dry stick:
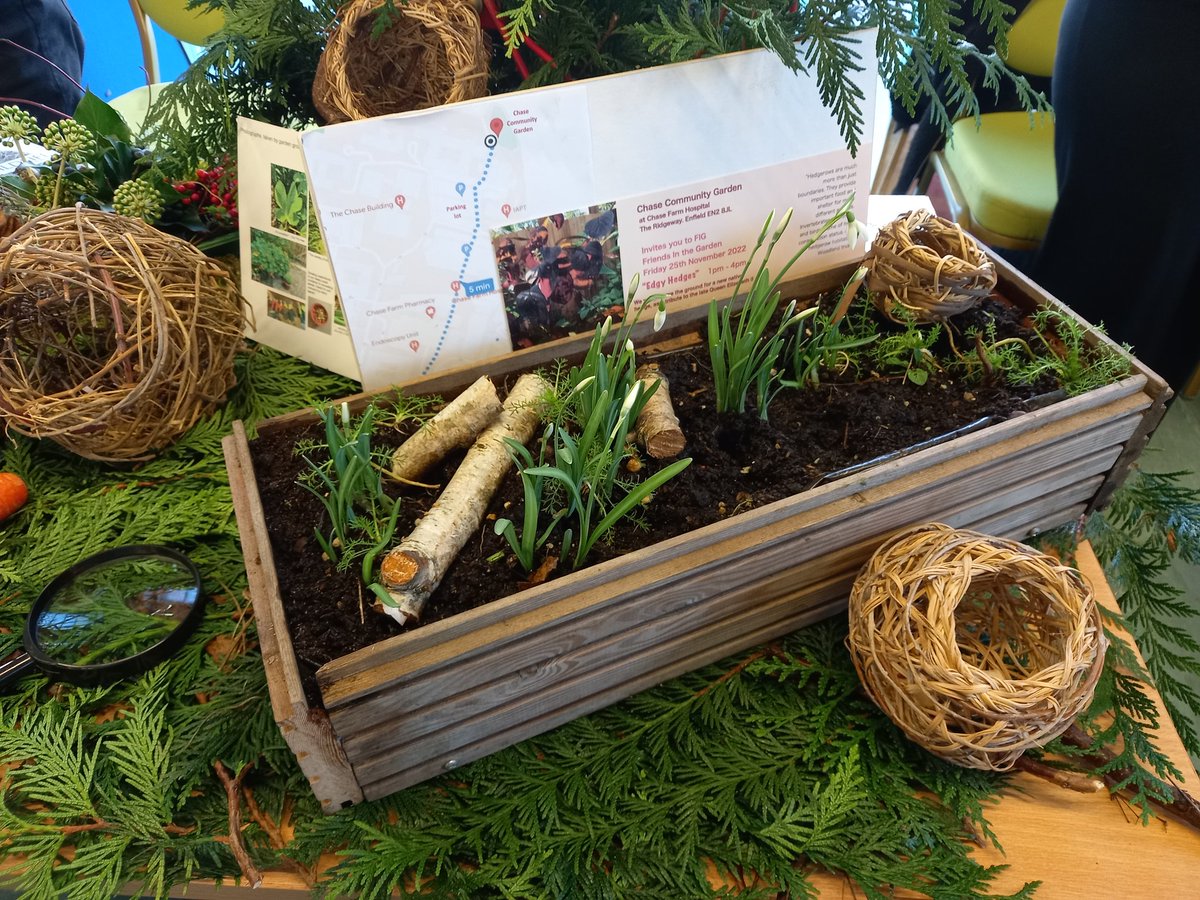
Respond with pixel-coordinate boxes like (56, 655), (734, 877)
(380, 373), (550, 625)
(1060, 723), (1200, 829)
(1013, 754), (1106, 793)
(214, 760), (263, 889)
(391, 375), (502, 482)
(634, 364), (686, 459)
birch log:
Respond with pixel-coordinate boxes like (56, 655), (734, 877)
(379, 373), (551, 625)
(634, 364), (686, 459)
(391, 376), (502, 482)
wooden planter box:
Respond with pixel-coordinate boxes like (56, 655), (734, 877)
(223, 254), (1170, 812)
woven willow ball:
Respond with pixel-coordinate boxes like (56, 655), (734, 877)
(847, 523), (1105, 771)
(0, 206), (246, 462)
(867, 209), (998, 323)
(313, 0), (489, 124)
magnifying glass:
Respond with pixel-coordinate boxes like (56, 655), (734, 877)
(0, 545), (205, 689)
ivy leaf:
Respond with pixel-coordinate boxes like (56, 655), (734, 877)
(73, 90), (132, 144)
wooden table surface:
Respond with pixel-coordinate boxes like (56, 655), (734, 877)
(174, 542), (1200, 899)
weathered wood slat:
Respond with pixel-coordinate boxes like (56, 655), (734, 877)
(358, 586), (855, 799)
(320, 392), (1146, 711)
(357, 490), (1098, 798)
(331, 432), (1126, 748)
(337, 466), (1111, 779)
(223, 425), (363, 811)
(336, 451), (1118, 760)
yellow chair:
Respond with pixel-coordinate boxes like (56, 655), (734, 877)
(128, 0), (225, 83)
(930, 0), (1066, 251)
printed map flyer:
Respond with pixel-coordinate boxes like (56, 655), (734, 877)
(302, 38), (877, 390)
(237, 119), (361, 380)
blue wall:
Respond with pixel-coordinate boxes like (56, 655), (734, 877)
(70, 2), (190, 101)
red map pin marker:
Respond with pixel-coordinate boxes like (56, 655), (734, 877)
(425, 305), (436, 318)
(501, 203), (512, 218)
(451, 280), (462, 293)
(394, 194), (406, 209)
(409, 339), (420, 353)
(489, 117), (503, 136)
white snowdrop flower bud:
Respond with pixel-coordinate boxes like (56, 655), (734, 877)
(846, 215), (870, 250)
(653, 300), (667, 332)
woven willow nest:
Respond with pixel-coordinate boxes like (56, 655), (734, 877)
(313, 0), (489, 124)
(867, 209), (998, 323)
(0, 207), (246, 462)
(847, 523), (1105, 771)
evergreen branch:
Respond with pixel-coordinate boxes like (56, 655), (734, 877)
(497, 0), (557, 56)
(628, 1), (730, 63)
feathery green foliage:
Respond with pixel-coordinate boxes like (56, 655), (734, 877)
(0, 346), (351, 898)
(503, 0), (1045, 155)
(1086, 470), (1200, 762)
(290, 623), (1036, 899)
(1017, 309), (1133, 396)
(870, 310), (943, 386)
(144, 0), (339, 166)
(151, 1), (1046, 163)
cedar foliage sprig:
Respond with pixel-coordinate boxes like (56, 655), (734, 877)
(502, 0), (1042, 155)
(1086, 470), (1200, 762)
(144, 0), (339, 167)
(1033, 468), (1200, 817)
(0, 347), (352, 898)
(289, 623), (1036, 899)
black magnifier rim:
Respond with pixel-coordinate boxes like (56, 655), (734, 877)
(24, 545), (206, 686)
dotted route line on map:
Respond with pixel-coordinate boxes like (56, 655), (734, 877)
(422, 137), (497, 375)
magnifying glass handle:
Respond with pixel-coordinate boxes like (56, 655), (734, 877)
(0, 651), (36, 689)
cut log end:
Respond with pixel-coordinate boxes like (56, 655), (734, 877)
(645, 429), (687, 459)
(635, 364), (686, 460)
(380, 551), (420, 588)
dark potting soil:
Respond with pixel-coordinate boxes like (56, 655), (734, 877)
(247, 296), (1056, 705)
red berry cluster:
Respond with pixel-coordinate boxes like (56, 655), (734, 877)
(174, 163), (238, 225)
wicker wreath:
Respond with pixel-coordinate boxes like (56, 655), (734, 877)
(847, 523), (1105, 771)
(867, 209), (998, 323)
(313, 0), (489, 124)
(0, 207), (247, 462)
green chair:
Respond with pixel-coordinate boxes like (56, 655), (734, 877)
(930, 0), (1066, 251)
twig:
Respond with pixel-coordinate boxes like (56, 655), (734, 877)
(53, 818), (193, 836)
(242, 784), (316, 886)
(0, 39), (85, 93)
(693, 644), (783, 699)
(1013, 754), (1106, 793)
(1060, 724), (1200, 830)
(0, 96), (69, 119)
(97, 262), (135, 385)
(214, 760), (263, 889)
